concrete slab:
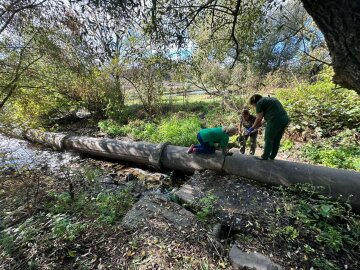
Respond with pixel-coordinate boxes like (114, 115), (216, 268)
(229, 245), (282, 270)
(174, 170), (276, 230)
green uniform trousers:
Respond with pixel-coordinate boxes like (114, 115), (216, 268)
(263, 117), (289, 160)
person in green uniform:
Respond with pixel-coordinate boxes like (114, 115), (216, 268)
(187, 126), (237, 155)
(247, 94), (289, 160)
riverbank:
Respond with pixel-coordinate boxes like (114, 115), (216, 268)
(1, 132), (360, 269)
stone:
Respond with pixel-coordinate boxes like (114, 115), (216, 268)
(122, 194), (198, 231)
(124, 173), (135, 182)
(229, 245), (282, 270)
(211, 223), (223, 239)
(175, 172), (275, 230)
(174, 183), (199, 204)
(101, 176), (115, 184)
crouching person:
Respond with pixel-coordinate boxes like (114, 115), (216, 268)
(187, 126), (237, 155)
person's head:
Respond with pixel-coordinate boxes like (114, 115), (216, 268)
(242, 109), (250, 120)
(249, 94), (263, 107)
(222, 126), (237, 136)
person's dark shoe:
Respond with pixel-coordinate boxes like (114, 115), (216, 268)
(255, 156), (269, 160)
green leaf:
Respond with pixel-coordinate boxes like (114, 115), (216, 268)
(67, 250), (77, 257)
(319, 204), (333, 218)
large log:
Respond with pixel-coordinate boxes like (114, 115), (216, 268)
(20, 129), (360, 209)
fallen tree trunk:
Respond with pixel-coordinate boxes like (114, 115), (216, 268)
(20, 129), (360, 210)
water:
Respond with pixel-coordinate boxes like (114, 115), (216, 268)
(164, 90), (208, 97)
(0, 132), (180, 189)
(0, 133), (79, 172)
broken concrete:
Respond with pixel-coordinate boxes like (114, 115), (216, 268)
(229, 245), (282, 270)
(122, 194), (198, 231)
(175, 170), (276, 230)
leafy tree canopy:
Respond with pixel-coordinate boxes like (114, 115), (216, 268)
(71, 0), (360, 94)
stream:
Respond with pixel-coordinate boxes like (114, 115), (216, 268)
(0, 133), (80, 172)
(0, 132), (182, 192)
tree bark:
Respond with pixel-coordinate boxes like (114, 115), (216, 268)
(301, 0), (360, 94)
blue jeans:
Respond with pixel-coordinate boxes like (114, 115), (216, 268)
(194, 133), (216, 154)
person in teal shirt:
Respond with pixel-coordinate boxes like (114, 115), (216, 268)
(187, 126), (237, 155)
(247, 94), (289, 160)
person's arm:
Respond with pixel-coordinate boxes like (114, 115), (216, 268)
(252, 112), (263, 129)
(220, 134), (230, 155)
(238, 116), (243, 133)
(246, 113), (263, 134)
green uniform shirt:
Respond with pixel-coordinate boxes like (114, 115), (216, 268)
(256, 97), (289, 122)
(199, 127), (229, 147)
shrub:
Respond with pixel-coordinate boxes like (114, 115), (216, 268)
(96, 189), (135, 224)
(276, 67), (360, 135)
(276, 183), (360, 265)
(280, 138), (294, 151)
(302, 144), (360, 171)
(99, 114), (202, 146)
(0, 230), (16, 255)
(150, 115), (201, 146)
(0, 87), (75, 128)
(50, 192), (73, 214)
(51, 215), (85, 241)
(196, 192), (218, 223)
(301, 129), (360, 171)
(98, 119), (131, 137)
(47, 169), (135, 224)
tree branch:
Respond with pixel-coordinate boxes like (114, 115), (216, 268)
(0, 0), (46, 35)
(230, 0), (242, 68)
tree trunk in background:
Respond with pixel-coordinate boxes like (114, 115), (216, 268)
(301, 0), (360, 94)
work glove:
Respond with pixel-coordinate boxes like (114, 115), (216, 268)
(245, 127), (254, 135)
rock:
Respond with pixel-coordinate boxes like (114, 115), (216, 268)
(175, 172), (276, 230)
(174, 183), (199, 204)
(124, 173), (135, 182)
(211, 223), (223, 239)
(229, 245), (282, 270)
(101, 176), (115, 184)
(122, 194), (198, 231)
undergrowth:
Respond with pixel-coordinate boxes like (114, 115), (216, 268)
(275, 184), (360, 270)
(99, 113), (203, 146)
(237, 183), (360, 270)
(301, 129), (360, 171)
(196, 191), (218, 224)
(276, 67), (360, 136)
(98, 103), (239, 146)
(0, 167), (136, 269)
